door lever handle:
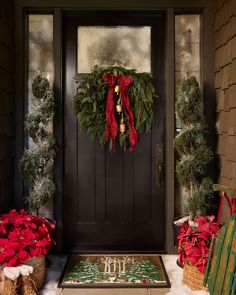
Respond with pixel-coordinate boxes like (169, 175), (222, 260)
(156, 144), (164, 188)
(157, 162), (164, 187)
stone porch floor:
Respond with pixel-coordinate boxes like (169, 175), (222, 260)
(39, 255), (209, 295)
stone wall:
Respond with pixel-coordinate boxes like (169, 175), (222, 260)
(0, 0), (14, 213)
(215, 0), (236, 220)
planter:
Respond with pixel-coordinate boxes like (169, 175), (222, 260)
(0, 255), (46, 293)
(173, 215), (189, 247)
(183, 262), (208, 291)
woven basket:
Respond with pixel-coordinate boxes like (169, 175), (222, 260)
(0, 255), (45, 294)
(183, 262), (208, 291)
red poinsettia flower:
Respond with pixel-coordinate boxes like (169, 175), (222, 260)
(0, 238), (19, 265)
(0, 217), (10, 235)
(6, 248), (31, 267)
(0, 209), (55, 267)
(177, 216), (219, 273)
(8, 229), (34, 248)
(21, 215), (38, 230)
(29, 237), (50, 257)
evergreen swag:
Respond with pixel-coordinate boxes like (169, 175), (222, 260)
(71, 66), (155, 151)
(174, 74), (213, 219)
(20, 73), (57, 212)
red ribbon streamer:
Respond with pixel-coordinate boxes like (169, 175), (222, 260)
(103, 73), (118, 150)
(103, 72), (139, 151)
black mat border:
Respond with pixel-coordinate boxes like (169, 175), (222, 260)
(58, 254), (171, 289)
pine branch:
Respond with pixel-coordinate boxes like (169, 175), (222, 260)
(174, 75), (213, 217)
(72, 65), (155, 151)
(20, 73), (57, 211)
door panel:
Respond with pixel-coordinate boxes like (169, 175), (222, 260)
(63, 12), (166, 252)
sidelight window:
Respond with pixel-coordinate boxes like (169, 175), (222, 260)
(174, 14), (201, 217)
(27, 14), (54, 218)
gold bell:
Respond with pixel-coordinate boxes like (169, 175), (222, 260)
(116, 103), (122, 113)
(114, 85), (120, 93)
(119, 119), (126, 134)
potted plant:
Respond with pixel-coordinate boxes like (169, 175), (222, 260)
(0, 209), (55, 292)
(174, 74), (216, 288)
(178, 215), (219, 290)
(19, 73), (57, 214)
(174, 74), (213, 221)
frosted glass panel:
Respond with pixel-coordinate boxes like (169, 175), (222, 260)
(175, 15), (200, 131)
(28, 15), (54, 86)
(27, 15), (54, 219)
(174, 15), (201, 218)
(28, 14), (54, 143)
(77, 26), (151, 73)
(175, 15), (200, 92)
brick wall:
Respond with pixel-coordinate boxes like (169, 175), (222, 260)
(0, 0), (14, 213)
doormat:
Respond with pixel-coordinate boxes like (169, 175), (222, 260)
(58, 254), (171, 288)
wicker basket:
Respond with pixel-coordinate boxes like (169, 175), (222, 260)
(0, 255), (45, 294)
(183, 262), (208, 291)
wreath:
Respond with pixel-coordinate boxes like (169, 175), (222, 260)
(71, 66), (156, 152)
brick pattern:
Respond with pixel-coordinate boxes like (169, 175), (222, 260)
(215, 0), (236, 188)
(0, 0), (14, 213)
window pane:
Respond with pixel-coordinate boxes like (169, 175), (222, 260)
(175, 15), (200, 95)
(28, 15), (54, 147)
(77, 26), (151, 73)
(174, 15), (201, 217)
(27, 15), (54, 218)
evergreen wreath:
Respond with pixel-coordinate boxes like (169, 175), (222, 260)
(174, 74), (213, 219)
(19, 73), (57, 212)
(71, 66), (155, 151)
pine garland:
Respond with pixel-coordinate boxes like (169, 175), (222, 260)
(174, 74), (213, 219)
(19, 73), (57, 212)
(71, 65), (155, 151)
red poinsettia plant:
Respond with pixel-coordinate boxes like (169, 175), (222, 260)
(0, 209), (55, 267)
(177, 215), (219, 273)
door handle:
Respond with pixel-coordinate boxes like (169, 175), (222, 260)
(157, 163), (164, 187)
(156, 144), (164, 187)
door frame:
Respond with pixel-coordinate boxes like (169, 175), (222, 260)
(63, 11), (166, 253)
(14, 0), (215, 254)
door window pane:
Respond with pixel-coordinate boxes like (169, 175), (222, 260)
(77, 26), (151, 73)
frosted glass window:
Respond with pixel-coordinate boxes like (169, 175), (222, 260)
(27, 15), (54, 218)
(77, 26), (151, 73)
(175, 15), (200, 131)
(174, 15), (201, 218)
(175, 15), (200, 92)
(28, 15), (54, 148)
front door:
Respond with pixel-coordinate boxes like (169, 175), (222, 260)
(63, 11), (165, 252)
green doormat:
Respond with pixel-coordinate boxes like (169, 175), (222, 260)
(58, 255), (171, 288)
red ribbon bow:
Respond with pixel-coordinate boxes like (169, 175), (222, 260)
(103, 72), (139, 152)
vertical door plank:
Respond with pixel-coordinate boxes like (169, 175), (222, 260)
(106, 149), (123, 224)
(133, 133), (152, 223)
(77, 129), (96, 223)
(123, 152), (134, 223)
(95, 143), (106, 224)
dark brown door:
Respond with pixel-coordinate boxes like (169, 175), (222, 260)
(63, 12), (165, 252)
